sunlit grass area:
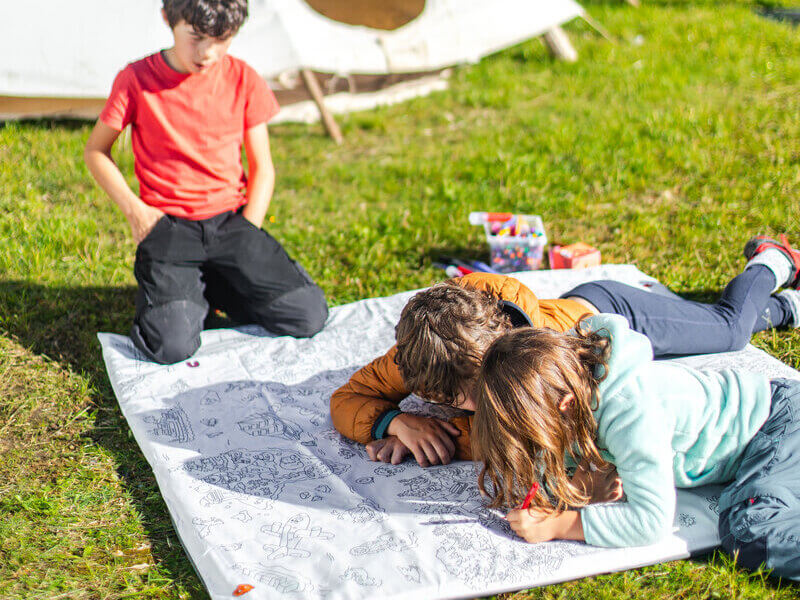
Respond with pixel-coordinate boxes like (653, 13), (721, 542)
(1, 1), (798, 598)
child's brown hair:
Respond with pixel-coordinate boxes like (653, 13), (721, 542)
(393, 281), (511, 406)
(472, 322), (611, 513)
(163, 0), (248, 38)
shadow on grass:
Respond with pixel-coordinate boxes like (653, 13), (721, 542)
(0, 281), (134, 377)
(422, 244), (495, 269)
(0, 117), (93, 131)
(0, 280), (206, 593)
(676, 289), (722, 304)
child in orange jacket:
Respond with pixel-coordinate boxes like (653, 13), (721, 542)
(331, 236), (800, 468)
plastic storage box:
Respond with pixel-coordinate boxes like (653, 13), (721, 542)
(469, 212), (547, 273)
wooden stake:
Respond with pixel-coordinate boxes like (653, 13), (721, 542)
(542, 26), (578, 63)
(300, 68), (343, 144)
(581, 13), (615, 44)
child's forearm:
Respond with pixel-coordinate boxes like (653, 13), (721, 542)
(84, 144), (165, 244)
(555, 510), (585, 541)
(241, 161), (274, 227)
(507, 507), (585, 543)
(84, 147), (146, 218)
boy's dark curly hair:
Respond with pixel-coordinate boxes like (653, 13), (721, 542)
(163, 0), (248, 38)
(394, 281), (512, 406)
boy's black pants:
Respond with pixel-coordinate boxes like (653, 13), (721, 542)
(131, 210), (328, 364)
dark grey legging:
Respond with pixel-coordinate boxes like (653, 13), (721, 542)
(563, 265), (791, 357)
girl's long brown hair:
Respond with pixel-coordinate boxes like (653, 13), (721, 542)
(472, 320), (611, 513)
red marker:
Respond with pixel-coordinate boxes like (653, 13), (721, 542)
(503, 482), (539, 519)
(520, 482), (539, 510)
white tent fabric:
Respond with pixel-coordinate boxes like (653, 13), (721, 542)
(271, 74), (450, 124)
(1, 0), (583, 99)
(98, 265), (800, 600)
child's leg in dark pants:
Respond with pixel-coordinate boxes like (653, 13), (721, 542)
(717, 379), (800, 581)
(204, 212), (328, 337)
(131, 216), (208, 364)
(563, 266), (792, 356)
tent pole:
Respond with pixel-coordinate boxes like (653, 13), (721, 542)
(581, 13), (615, 43)
(542, 27), (578, 62)
(301, 69), (343, 144)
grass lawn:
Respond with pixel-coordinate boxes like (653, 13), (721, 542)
(1, 1), (799, 598)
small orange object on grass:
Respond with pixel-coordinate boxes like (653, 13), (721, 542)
(548, 242), (601, 270)
(233, 584), (254, 596)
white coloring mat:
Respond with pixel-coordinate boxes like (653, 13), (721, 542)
(98, 265), (800, 600)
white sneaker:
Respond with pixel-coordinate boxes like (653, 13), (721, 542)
(776, 289), (800, 328)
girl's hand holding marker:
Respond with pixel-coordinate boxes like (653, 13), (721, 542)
(505, 482), (586, 544)
(504, 466), (622, 543)
(505, 483), (556, 543)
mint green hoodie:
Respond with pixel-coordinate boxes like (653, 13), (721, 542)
(576, 314), (771, 548)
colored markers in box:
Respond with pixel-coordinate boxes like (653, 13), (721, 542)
(469, 212), (548, 273)
(489, 215), (538, 237)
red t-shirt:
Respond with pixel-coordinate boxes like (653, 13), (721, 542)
(100, 52), (279, 219)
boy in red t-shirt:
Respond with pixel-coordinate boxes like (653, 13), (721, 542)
(85, 0), (328, 364)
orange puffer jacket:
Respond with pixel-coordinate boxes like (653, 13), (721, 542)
(329, 273), (591, 460)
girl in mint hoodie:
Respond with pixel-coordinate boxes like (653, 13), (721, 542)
(472, 312), (800, 580)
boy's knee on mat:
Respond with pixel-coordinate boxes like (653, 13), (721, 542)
(154, 334), (200, 365)
(254, 284), (329, 338)
(720, 512), (768, 573)
(133, 300), (205, 364)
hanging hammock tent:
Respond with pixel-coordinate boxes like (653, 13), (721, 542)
(0, 0), (584, 124)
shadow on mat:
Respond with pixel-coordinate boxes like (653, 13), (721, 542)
(128, 376), (511, 578)
(131, 376), (496, 518)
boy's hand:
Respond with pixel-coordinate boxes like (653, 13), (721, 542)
(128, 203), (166, 244)
(385, 413), (460, 467)
(588, 466), (624, 504)
(506, 508), (583, 543)
(366, 436), (411, 465)
(240, 205), (265, 229)
(84, 120), (166, 243)
(242, 123), (274, 230)
(571, 460), (624, 504)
